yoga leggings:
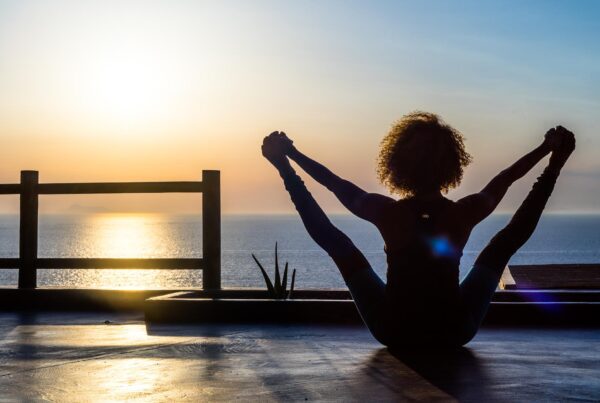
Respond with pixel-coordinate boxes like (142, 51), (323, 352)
(282, 166), (558, 346)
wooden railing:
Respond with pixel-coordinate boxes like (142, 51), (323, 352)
(0, 170), (221, 289)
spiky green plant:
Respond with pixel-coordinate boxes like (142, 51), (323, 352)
(251, 242), (296, 299)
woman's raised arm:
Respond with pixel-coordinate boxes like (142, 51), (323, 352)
(273, 132), (394, 223)
(261, 135), (370, 281)
(457, 127), (563, 224)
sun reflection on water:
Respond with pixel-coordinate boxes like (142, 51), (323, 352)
(87, 214), (171, 289)
(38, 213), (203, 289)
(91, 214), (166, 258)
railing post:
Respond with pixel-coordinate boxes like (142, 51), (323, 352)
(19, 170), (38, 289)
(202, 170), (221, 290)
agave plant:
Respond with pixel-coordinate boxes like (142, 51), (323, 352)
(251, 242), (296, 299)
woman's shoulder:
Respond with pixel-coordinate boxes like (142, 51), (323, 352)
(394, 195), (455, 210)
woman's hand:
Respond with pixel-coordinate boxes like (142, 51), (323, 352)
(542, 127), (561, 152)
(549, 126), (575, 169)
(262, 131), (289, 167)
(278, 132), (295, 155)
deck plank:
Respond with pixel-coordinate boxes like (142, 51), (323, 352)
(0, 312), (598, 401)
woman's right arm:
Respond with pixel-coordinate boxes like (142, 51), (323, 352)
(286, 141), (394, 223)
(262, 136), (370, 280)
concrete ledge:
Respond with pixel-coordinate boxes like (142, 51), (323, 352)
(0, 288), (353, 312)
(483, 302), (600, 326)
(145, 291), (362, 324)
(145, 289), (600, 326)
(0, 288), (188, 311)
(506, 264), (600, 289)
(2, 288), (600, 326)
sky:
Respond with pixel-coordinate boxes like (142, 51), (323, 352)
(0, 0), (598, 214)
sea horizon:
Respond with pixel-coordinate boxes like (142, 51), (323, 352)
(0, 212), (598, 290)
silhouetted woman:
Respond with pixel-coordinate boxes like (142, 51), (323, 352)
(262, 112), (575, 347)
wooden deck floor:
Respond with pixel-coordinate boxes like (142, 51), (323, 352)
(0, 312), (598, 402)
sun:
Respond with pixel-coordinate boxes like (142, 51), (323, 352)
(73, 42), (182, 128)
(91, 54), (161, 122)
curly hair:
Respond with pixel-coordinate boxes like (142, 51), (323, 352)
(377, 111), (472, 197)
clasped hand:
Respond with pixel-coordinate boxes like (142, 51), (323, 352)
(262, 131), (294, 166)
(544, 126), (576, 167)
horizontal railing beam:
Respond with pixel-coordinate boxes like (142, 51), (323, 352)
(37, 181), (203, 194)
(1, 182), (206, 194)
(0, 258), (203, 269)
(0, 259), (20, 268)
(0, 184), (21, 194)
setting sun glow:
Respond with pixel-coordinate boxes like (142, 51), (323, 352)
(77, 47), (171, 126)
(0, 1), (598, 214)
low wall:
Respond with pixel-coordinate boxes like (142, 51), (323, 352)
(1, 288), (599, 326)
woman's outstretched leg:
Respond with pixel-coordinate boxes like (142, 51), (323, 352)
(262, 133), (390, 344)
(459, 128), (575, 340)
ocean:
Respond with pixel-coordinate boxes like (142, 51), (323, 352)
(0, 213), (598, 289)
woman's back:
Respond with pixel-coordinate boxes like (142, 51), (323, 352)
(375, 197), (477, 327)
